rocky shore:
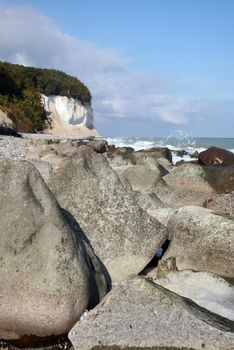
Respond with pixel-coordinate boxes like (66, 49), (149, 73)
(0, 135), (233, 350)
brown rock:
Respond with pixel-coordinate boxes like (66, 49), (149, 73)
(198, 146), (234, 166)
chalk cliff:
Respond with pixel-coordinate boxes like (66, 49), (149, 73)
(42, 95), (99, 137)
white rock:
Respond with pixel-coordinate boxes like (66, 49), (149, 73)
(42, 95), (99, 137)
(156, 270), (234, 321)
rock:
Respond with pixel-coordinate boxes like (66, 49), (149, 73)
(163, 162), (234, 194)
(0, 159), (109, 344)
(54, 140), (78, 157)
(163, 206), (234, 279)
(42, 95), (99, 137)
(30, 159), (53, 182)
(0, 109), (13, 128)
(132, 191), (165, 211)
(86, 140), (108, 153)
(0, 126), (21, 137)
(191, 150), (199, 158)
(153, 270), (234, 321)
(107, 146), (135, 166)
(163, 163), (215, 193)
(146, 207), (175, 226)
(41, 153), (65, 169)
(69, 275), (234, 350)
(198, 146), (234, 166)
(153, 178), (209, 208)
(48, 146), (168, 282)
(123, 164), (164, 192)
(203, 193), (234, 215)
(135, 146), (172, 163)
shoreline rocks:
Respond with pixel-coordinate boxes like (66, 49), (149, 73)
(0, 138), (234, 350)
(0, 159), (109, 345)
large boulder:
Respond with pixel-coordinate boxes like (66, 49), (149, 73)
(163, 206), (234, 279)
(0, 159), (109, 345)
(153, 269), (234, 321)
(48, 146), (168, 282)
(203, 193), (234, 215)
(198, 146), (234, 166)
(163, 162), (234, 194)
(153, 178), (209, 208)
(135, 146), (172, 163)
(69, 275), (234, 350)
(123, 164), (165, 192)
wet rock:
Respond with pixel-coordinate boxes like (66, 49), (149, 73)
(0, 159), (108, 343)
(48, 146), (168, 282)
(163, 206), (234, 279)
(69, 275), (234, 350)
(199, 146), (234, 166)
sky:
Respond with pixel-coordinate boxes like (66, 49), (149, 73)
(0, 0), (234, 137)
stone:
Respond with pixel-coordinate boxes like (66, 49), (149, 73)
(0, 126), (21, 137)
(154, 269), (234, 321)
(0, 109), (13, 128)
(163, 163), (215, 193)
(198, 146), (234, 166)
(40, 153), (65, 169)
(0, 159), (109, 344)
(163, 206), (234, 279)
(123, 164), (164, 192)
(48, 146), (168, 282)
(135, 146), (172, 163)
(30, 159), (53, 182)
(69, 275), (234, 350)
(86, 140), (108, 153)
(203, 193), (234, 216)
(163, 162), (234, 194)
(107, 146), (135, 166)
(153, 178), (208, 208)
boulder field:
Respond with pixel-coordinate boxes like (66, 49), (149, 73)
(0, 139), (233, 350)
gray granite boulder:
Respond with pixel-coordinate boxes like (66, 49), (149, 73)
(163, 206), (234, 279)
(203, 193), (234, 215)
(69, 275), (234, 350)
(123, 164), (165, 192)
(48, 146), (168, 282)
(152, 269), (234, 321)
(164, 162), (234, 194)
(0, 159), (109, 345)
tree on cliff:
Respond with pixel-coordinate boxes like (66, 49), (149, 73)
(0, 61), (91, 133)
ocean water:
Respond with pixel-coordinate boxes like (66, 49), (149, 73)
(105, 136), (234, 164)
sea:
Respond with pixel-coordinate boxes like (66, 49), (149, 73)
(104, 136), (234, 164)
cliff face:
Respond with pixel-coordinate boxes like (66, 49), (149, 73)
(42, 95), (99, 137)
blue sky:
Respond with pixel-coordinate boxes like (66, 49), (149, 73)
(1, 0), (234, 136)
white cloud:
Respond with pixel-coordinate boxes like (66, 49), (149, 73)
(0, 1), (232, 136)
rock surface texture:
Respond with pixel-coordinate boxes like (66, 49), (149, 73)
(69, 275), (234, 350)
(0, 159), (108, 344)
(198, 146), (234, 166)
(48, 146), (168, 282)
(163, 206), (234, 278)
(42, 95), (99, 137)
(154, 270), (234, 320)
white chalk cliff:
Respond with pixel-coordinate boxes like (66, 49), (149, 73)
(42, 95), (99, 137)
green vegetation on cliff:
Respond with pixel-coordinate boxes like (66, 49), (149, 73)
(0, 61), (91, 132)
